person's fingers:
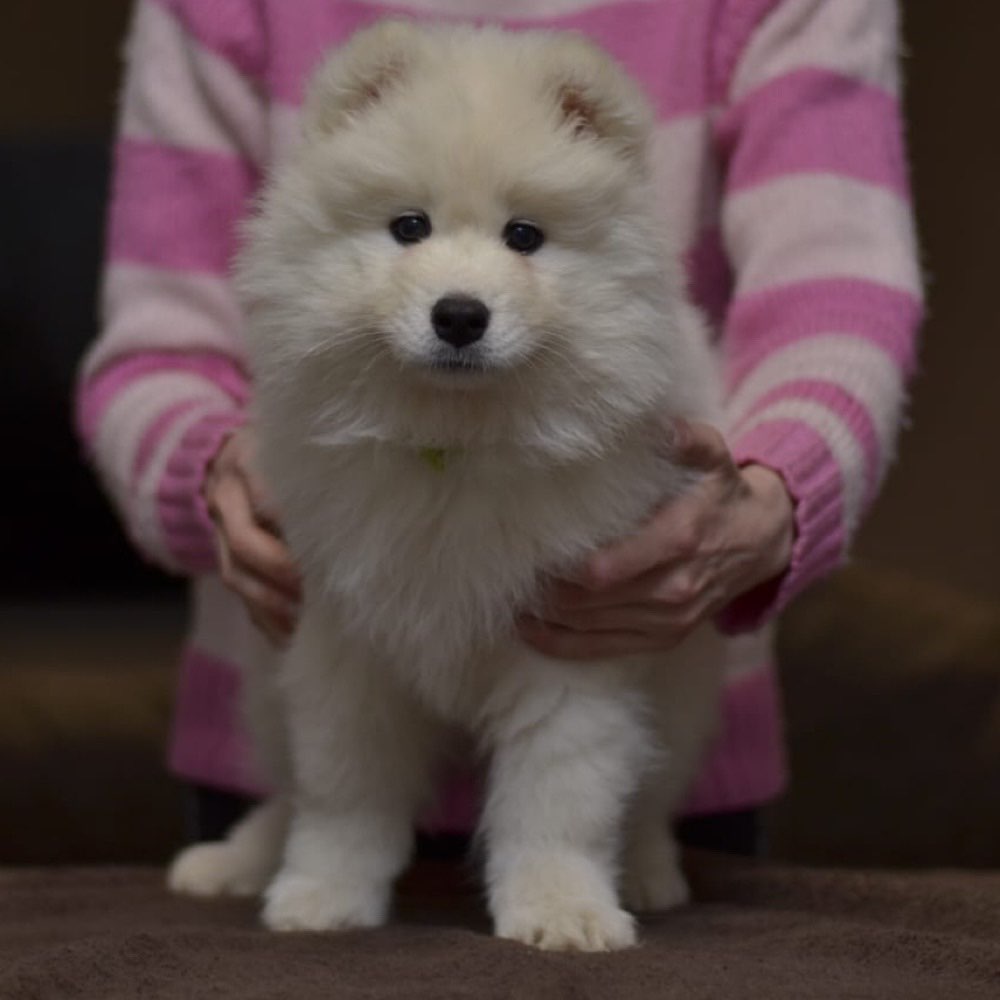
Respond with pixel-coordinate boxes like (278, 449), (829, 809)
(546, 564), (707, 612)
(248, 606), (295, 648)
(205, 465), (236, 524)
(242, 467), (284, 535)
(241, 566), (299, 624)
(213, 478), (302, 599)
(537, 602), (692, 635)
(222, 553), (299, 641)
(214, 506), (300, 645)
(669, 419), (732, 472)
(212, 428), (285, 532)
(518, 617), (679, 661)
(574, 507), (702, 592)
(563, 425), (734, 593)
(230, 527), (302, 600)
(214, 528), (235, 589)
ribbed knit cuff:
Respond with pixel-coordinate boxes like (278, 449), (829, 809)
(156, 408), (248, 574)
(718, 419), (846, 632)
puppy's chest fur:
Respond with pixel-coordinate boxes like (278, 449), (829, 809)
(275, 432), (689, 696)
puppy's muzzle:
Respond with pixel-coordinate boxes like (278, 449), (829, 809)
(432, 296), (490, 349)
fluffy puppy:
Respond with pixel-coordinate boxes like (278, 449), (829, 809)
(169, 20), (726, 952)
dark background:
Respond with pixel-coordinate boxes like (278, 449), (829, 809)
(0, 3), (165, 600)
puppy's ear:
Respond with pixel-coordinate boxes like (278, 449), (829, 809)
(540, 33), (654, 162)
(303, 20), (424, 137)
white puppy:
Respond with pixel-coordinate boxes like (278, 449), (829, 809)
(169, 21), (726, 952)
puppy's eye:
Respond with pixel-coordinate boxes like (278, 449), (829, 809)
(390, 211), (431, 245)
(503, 220), (545, 255)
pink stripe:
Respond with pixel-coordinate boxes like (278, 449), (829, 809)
(157, 409), (248, 571)
(709, 0), (783, 99)
(158, 496), (229, 542)
(683, 663), (786, 815)
(107, 139), (257, 275)
(421, 768), (482, 835)
(98, 265), (247, 365)
(684, 225), (733, 331)
(167, 645), (488, 819)
(719, 68), (908, 195)
(131, 399), (204, 486)
(168, 646), (268, 797)
(168, 643), (786, 821)
(430, 662), (790, 829)
(76, 352), (249, 449)
(508, 1), (712, 121)
(737, 379), (881, 503)
(267, 1), (714, 121)
(151, 0), (266, 81)
(723, 278), (922, 388)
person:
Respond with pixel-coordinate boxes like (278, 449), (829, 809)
(76, 0), (922, 858)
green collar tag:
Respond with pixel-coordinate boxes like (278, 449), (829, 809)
(419, 446), (450, 472)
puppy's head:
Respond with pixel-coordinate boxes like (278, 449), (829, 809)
(240, 21), (702, 457)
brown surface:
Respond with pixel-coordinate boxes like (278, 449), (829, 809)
(1, 857), (998, 999)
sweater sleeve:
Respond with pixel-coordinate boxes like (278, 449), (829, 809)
(75, 0), (267, 575)
(711, 0), (924, 631)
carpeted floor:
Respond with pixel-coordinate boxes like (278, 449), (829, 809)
(2, 855), (997, 999)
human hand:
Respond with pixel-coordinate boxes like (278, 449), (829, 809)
(203, 426), (302, 645)
(518, 421), (795, 660)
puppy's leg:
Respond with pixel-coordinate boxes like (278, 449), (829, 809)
(621, 771), (692, 912)
(168, 640), (292, 899)
(168, 797), (289, 898)
(481, 659), (649, 952)
(623, 628), (725, 913)
(263, 613), (441, 932)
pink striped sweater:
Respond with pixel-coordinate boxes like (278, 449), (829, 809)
(77, 0), (922, 826)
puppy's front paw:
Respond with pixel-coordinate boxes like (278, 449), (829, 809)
(496, 898), (637, 952)
(262, 873), (387, 932)
(622, 833), (690, 913)
(491, 849), (637, 951)
(167, 842), (271, 898)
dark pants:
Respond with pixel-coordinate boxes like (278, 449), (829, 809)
(186, 784), (761, 859)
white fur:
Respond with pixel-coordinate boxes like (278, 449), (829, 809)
(169, 22), (726, 952)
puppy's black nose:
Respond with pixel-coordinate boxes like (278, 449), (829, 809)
(431, 296), (490, 348)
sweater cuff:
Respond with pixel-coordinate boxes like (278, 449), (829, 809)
(156, 408), (248, 574)
(718, 418), (846, 632)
